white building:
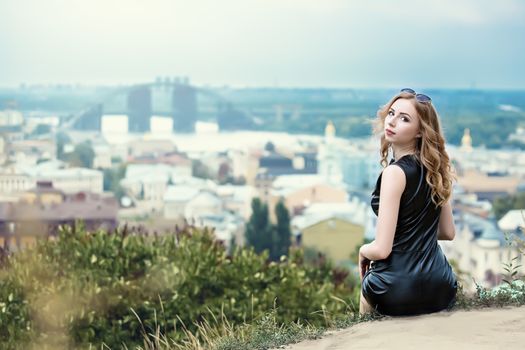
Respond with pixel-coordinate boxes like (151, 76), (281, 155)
(33, 168), (103, 194)
(8, 139), (56, 166)
(184, 190), (223, 224)
(291, 197), (368, 238)
(228, 149), (258, 182)
(150, 116), (173, 136)
(163, 186), (200, 220)
(121, 165), (203, 215)
(92, 144), (112, 169)
(163, 185), (244, 248)
(0, 168), (34, 196)
(15, 160), (103, 194)
(120, 172), (168, 214)
(0, 110), (24, 126)
(127, 138), (176, 158)
(449, 141), (525, 178)
(498, 209), (525, 233)
(101, 114), (129, 145)
(125, 163), (192, 186)
(440, 212), (525, 293)
(195, 121), (219, 134)
(317, 121), (344, 186)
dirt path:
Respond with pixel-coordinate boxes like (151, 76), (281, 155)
(276, 306), (525, 350)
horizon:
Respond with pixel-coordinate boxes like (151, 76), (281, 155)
(2, 81), (525, 92)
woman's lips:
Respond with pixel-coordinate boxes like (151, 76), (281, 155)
(386, 129), (396, 136)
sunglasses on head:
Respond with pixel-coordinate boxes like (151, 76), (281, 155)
(400, 88), (432, 103)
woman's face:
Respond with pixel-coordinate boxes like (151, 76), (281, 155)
(384, 98), (421, 145)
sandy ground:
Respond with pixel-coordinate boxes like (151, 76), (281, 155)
(276, 306), (525, 350)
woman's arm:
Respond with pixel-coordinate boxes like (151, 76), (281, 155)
(437, 199), (456, 240)
(360, 164), (406, 261)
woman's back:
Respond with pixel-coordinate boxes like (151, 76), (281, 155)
(362, 154), (457, 316)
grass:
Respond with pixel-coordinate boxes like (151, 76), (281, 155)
(133, 234), (525, 350)
(132, 228), (525, 350)
(131, 302), (383, 350)
(122, 277), (525, 350)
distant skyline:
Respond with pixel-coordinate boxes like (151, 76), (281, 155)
(1, 0), (525, 89)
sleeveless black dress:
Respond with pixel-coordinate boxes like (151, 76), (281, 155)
(361, 154), (457, 316)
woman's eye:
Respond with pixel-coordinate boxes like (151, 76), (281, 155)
(388, 111), (394, 116)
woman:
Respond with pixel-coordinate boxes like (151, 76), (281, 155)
(359, 88), (458, 317)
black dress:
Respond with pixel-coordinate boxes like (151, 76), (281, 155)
(361, 154), (457, 316)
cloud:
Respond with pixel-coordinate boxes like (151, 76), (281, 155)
(0, 0), (524, 87)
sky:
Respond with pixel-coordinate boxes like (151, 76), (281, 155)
(1, 0), (525, 89)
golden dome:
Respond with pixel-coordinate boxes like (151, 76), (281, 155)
(325, 120), (336, 137)
(461, 128), (472, 152)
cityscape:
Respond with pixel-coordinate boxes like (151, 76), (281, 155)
(1, 79), (524, 295)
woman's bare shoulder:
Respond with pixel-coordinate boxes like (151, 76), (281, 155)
(380, 165), (406, 194)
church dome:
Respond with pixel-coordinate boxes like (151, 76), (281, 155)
(325, 120), (336, 138)
(461, 128), (472, 152)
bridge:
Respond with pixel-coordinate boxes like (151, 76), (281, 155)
(59, 77), (251, 133)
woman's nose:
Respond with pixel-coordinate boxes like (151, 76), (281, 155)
(388, 118), (396, 127)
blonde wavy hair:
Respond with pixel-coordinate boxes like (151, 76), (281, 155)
(372, 91), (457, 207)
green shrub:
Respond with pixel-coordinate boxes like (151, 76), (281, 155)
(0, 222), (357, 349)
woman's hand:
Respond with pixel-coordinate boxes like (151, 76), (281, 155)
(358, 246), (371, 281)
